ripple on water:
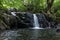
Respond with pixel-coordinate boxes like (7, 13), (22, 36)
(0, 29), (57, 40)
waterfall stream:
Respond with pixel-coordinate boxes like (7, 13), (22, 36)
(33, 14), (40, 27)
(32, 14), (43, 29)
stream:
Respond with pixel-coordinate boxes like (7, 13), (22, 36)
(0, 29), (59, 40)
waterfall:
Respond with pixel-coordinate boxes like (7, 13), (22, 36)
(32, 14), (43, 29)
(33, 14), (39, 27)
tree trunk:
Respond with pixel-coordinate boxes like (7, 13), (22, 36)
(44, 0), (54, 17)
(47, 0), (54, 11)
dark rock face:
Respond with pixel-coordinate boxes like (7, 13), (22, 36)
(44, 15), (58, 28)
(36, 13), (57, 28)
(8, 12), (57, 29)
(9, 12), (34, 29)
(18, 12), (33, 28)
(36, 13), (49, 28)
(24, 13), (34, 27)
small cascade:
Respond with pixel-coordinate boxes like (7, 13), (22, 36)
(11, 12), (21, 20)
(32, 14), (43, 29)
(11, 12), (16, 16)
(33, 14), (40, 27)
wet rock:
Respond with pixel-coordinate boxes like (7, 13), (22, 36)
(36, 13), (57, 28)
(36, 13), (49, 28)
(9, 12), (34, 29)
(24, 13), (33, 27)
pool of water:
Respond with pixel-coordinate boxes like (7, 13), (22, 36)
(0, 29), (60, 40)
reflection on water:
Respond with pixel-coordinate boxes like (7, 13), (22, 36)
(0, 29), (59, 40)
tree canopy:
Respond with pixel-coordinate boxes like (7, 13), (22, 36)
(0, 0), (60, 22)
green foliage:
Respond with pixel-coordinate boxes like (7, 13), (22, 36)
(0, 0), (60, 12)
(0, 0), (47, 12)
(0, 0), (60, 24)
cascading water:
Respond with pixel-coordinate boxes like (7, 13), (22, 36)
(11, 12), (16, 16)
(33, 14), (39, 27)
(11, 12), (21, 21)
(32, 14), (43, 29)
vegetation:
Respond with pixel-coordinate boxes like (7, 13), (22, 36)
(0, 0), (60, 29)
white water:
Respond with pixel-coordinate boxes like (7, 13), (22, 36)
(33, 14), (40, 27)
(33, 14), (43, 29)
(11, 12), (16, 16)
